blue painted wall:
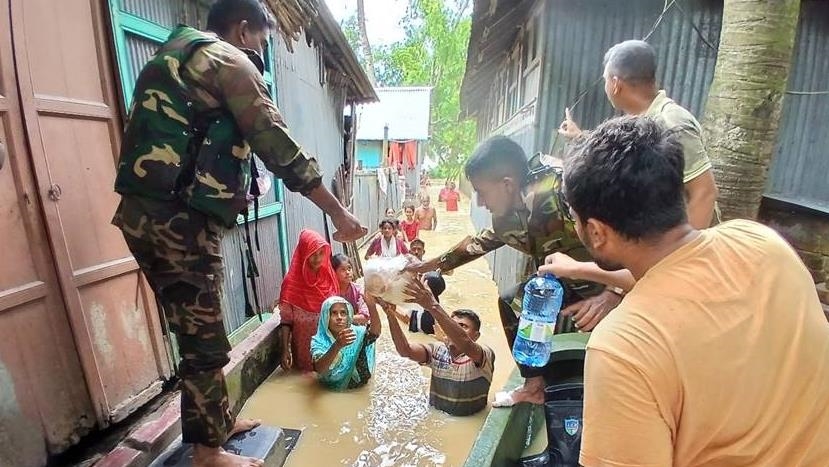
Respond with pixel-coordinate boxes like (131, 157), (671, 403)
(357, 140), (383, 169)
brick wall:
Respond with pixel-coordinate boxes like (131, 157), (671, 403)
(759, 199), (829, 321)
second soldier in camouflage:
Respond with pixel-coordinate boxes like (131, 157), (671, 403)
(411, 136), (621, 406)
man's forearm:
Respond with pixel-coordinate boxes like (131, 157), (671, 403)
(425, 302), (480, 360)
(432, 233), (503, 272)
(306, 184), (348, 219)
(386, 308), (415, 359)
(576, 263), (636, 292)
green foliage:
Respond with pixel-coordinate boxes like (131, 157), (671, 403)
(341, 0), (476, 181)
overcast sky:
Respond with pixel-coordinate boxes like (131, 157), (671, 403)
(325, 0), (409, 45)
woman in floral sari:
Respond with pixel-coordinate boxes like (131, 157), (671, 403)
(278, 230), (339, 372)
(311, 296), (381, 390)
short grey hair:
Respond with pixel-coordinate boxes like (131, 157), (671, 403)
(603, 40), (657, 85)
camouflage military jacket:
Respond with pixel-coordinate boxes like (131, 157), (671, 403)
(435, 154), (604, 298)
(113, 26), (322, 249)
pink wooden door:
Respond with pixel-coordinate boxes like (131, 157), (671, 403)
(0, 0), (95, 456)
(8, 0), (172, 429)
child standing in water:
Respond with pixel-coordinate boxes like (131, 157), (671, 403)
(332, 253), (370, 325)
(312, 296), (381, 390)
(415, 196), (437, 231)
(400, 203), (420, 243)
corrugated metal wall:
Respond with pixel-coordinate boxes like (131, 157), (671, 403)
(122, 0), (179, 25)
(353, 169), (404, 237)
(766, 1), (829, 210)
(220, 216), (284, 333)
(125, 35), (162, 89)
(539, 0), (722, 156)
(271, 31), (350, 256)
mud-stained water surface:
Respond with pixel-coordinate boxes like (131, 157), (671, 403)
(239, 187), (515, 466)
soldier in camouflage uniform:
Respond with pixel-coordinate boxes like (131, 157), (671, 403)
(410, 136), (622, 406)
(112, 1), (365, 466)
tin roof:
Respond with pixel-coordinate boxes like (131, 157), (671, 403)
(356, 87), (432, 140)
(460, 0), (534, 117)
(264, 0), (378, 103)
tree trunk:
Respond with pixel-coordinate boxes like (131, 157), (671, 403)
(356, 0), (377, 86)
(701, 0), (800, 220)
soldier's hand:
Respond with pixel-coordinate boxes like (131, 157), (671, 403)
(404, 257), (438, 274)
(560, 289), (620, 332)
(335, 328), (357, 348)
(332, 209), (368, 242)
(558, 107), (583, 140)
(539, 252), (583, 280)
(281, 347), (293, 370)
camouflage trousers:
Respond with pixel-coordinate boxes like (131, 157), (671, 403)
(123, 232), (233, 448)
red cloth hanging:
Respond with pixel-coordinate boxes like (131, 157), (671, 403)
(387, 142), (403, 169)
(403, 141), (417, 170)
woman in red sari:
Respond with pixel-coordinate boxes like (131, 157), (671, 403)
(278, 230), (339, 372)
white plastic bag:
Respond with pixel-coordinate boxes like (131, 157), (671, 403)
(362, 256), (416, 306)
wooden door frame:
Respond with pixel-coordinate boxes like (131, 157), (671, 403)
(9, 0), (170, 426)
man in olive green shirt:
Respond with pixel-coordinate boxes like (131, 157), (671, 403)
(559, 40), (719, 229)
(547, 39), (719, 329)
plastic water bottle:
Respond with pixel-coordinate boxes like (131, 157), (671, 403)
(512, 274), (564, 367)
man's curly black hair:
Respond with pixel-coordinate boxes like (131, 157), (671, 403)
(563, 116), (687, 241)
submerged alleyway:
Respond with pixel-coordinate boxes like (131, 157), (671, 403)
(238, 185), (514, 466)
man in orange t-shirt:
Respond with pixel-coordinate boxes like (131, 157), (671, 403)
(444, 181), (460, 212)
(560, 116), (829, 467)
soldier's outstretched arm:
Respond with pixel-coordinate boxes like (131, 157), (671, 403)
(207, 47), (365, 241)
(409, 228), (505, 274)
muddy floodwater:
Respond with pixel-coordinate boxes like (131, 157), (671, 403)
(239, 186), (516, 466)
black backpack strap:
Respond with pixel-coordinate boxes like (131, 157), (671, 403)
(238, 240), (255, 319)
(242, 212), (262, 321)
(250, 157), (262, 251)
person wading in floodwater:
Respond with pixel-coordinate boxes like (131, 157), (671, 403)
(408, 136), (621, 406)
(111, 0), (366, 465)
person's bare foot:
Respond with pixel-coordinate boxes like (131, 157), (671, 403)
(228, 418), (262, 439)
(192, 446), (264, 467)
(492, 376), (545, 407)
(509, 385), (545, 404)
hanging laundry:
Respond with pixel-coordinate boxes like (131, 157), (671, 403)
(377, 167), (388, 194)
(402, 141), (417, 171)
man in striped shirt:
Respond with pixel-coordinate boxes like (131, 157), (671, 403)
(382, 280), (495, 416)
